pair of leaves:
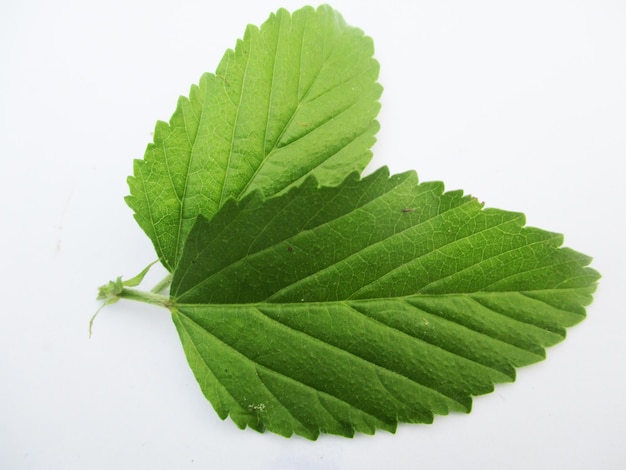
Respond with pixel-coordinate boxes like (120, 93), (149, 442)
(121, 6), (599, 439)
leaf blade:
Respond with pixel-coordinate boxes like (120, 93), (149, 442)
(126, 6), (381, 270)
(169, 168), (598, 438)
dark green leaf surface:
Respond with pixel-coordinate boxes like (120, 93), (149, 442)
(126, 6), (381, 271)
(169, 168), (599, 439)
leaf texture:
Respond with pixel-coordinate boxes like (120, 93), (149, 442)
(169, 168), (599, 439)
(126, 6), (381, 271)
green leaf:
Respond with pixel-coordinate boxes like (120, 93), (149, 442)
(168, 168), (599, 439)
(126, 5), (381, 271)
(103, 5), (599, 440)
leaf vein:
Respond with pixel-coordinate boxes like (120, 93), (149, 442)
(179, 309), (393, 424)
(253, 306), (467, 407)
(219, 31), (254, 207)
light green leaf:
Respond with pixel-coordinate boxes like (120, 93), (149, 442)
(168, 168), (599, 439)
(126, 5), (381, 271)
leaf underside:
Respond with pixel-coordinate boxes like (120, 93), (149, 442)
(126, 5), (381, 271)
(169, 168), (599, 439)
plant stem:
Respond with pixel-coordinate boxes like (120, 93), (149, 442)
(151, 273), (173, 294)
(118, 287), (171, 308)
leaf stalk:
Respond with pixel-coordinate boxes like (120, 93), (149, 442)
(117, 287), (171, 308)
(151, 273), (173, 294)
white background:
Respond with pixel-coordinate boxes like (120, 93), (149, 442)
(1, 0), (625, 468)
